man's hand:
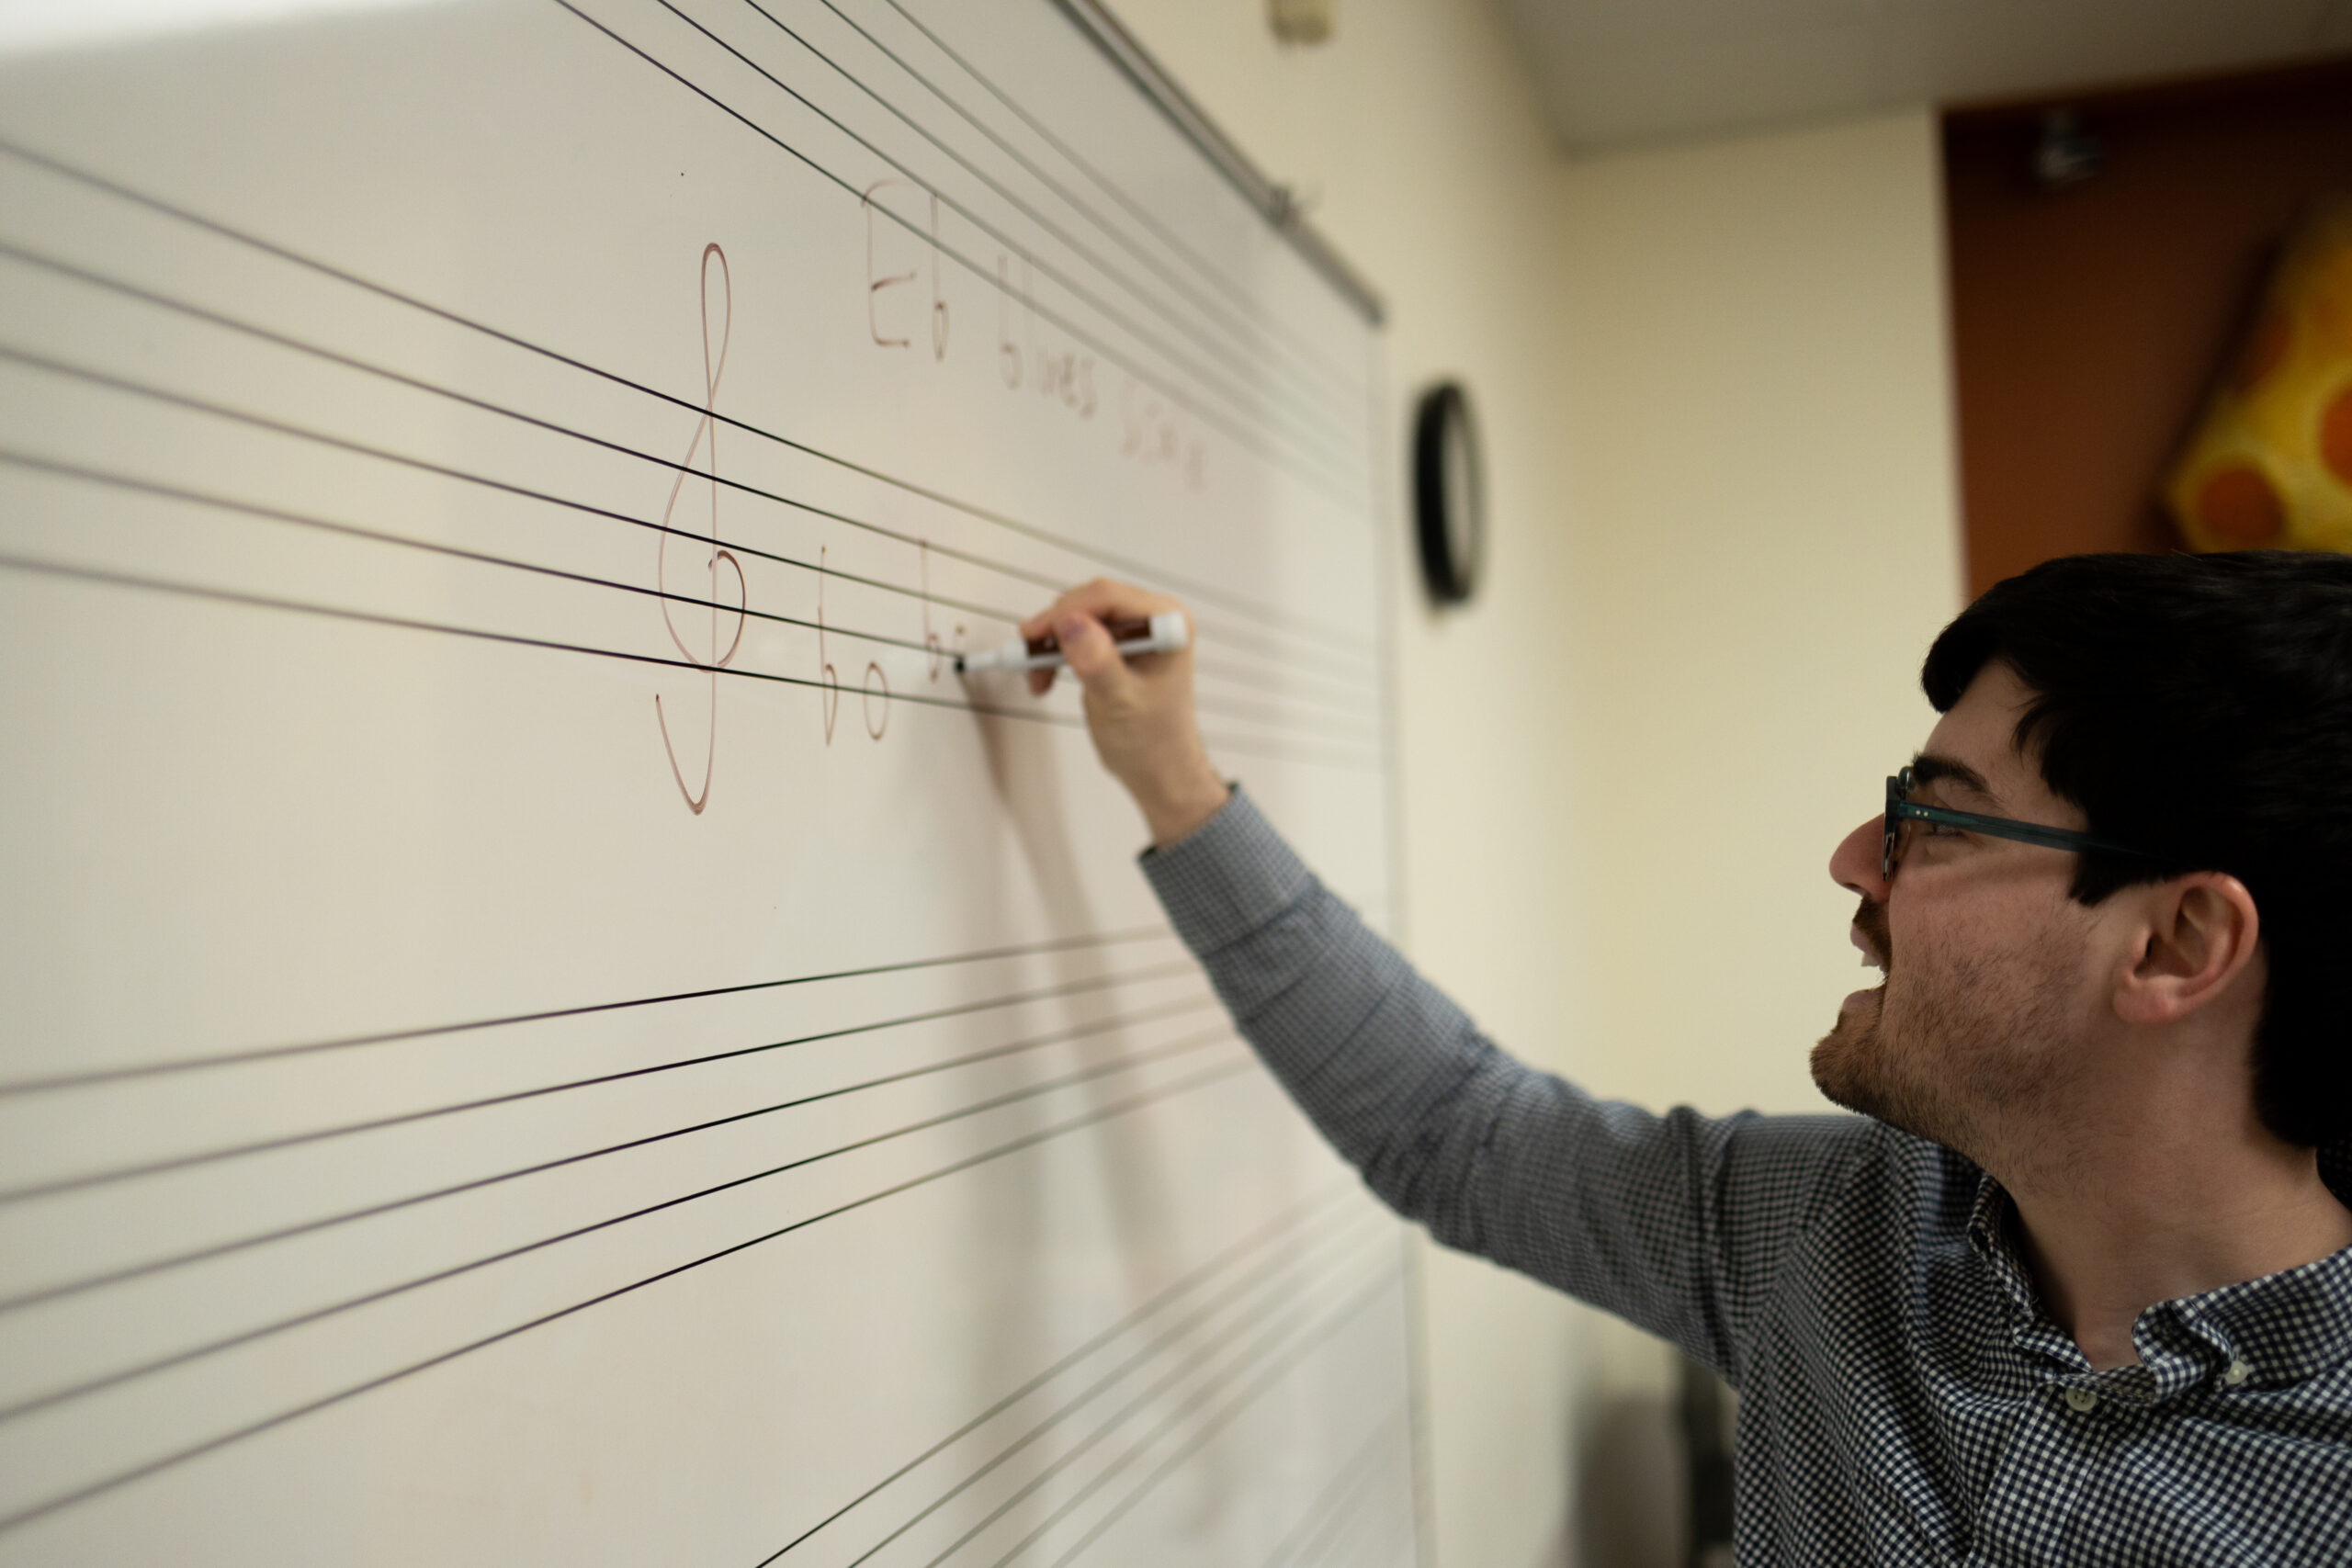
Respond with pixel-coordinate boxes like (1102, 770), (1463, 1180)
(1017, 579), (1227, 848)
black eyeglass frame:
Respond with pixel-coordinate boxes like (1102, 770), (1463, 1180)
(1882, 767), (2150, 881)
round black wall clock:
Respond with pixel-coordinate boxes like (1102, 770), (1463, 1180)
(1411, 380), (1485, 605)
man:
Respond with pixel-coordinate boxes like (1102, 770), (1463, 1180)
(1018, 551), (2352, 1564)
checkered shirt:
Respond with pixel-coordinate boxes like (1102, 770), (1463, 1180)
(1142, 791), (2352, 1566)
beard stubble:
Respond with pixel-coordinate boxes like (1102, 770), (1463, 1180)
(1809, 893), (2077, 1167)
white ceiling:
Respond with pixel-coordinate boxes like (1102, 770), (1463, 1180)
(1491, 0), (2352, 153)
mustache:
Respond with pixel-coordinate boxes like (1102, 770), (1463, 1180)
(1854, 896), (1894, 968)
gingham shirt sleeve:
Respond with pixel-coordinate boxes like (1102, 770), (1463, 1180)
(1143, 789), (1882, 1379)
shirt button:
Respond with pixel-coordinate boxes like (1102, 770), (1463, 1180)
(2064, 1387), (2100, 1413)
(2223, 1359), (2251, 1387)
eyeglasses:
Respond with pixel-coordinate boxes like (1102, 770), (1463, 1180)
(1882, 766), (2150, 881)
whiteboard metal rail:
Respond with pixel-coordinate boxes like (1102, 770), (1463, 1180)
(1046, 0), (1386, 325)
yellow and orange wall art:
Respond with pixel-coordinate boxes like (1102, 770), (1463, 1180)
(2167, 196), (2352, 554)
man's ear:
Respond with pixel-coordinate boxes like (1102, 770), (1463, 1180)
(2112, 873), (2262, 1026)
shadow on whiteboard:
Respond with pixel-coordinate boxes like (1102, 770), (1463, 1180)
(966, 693), (1238, 1544)
(969, 697), (1184, 1257)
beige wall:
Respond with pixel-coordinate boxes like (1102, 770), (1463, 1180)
(1103, 3), (1964, 1563)
(1554, 113), (1966, 1121)
(1545, 108), (1967, 1565)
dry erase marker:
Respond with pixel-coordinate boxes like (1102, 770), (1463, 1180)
(956, 610), (1189, 674)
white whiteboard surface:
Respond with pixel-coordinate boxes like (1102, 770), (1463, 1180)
(0, 1), (1414, 1562)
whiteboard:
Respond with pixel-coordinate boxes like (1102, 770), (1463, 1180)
(0, 0), (1415, 1563)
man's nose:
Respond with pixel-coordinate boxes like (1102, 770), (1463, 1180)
(1830, 815), (1892, 901)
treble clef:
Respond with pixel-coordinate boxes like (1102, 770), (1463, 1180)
(654, 242), (747, 816)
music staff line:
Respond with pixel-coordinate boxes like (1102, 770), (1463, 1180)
(1289, 1451), (1412, 1568)
(818, 1259), (1392, 1568)
(641, 0), (1363, 475)
(982, 1260), (1402, 1568)
(0, 242), (1380, 693)
(0, 442), (976, 644)
(854, 0), (1354, 391)
(0, 446), (1382, 750)
(0, 434), (1372, 730)
(0, 547), (1388, 777)
(792, 0), (1362, 401)
(1195, 658), (1381, 723)
(0, 135), (1377, 660)
(1255, 1404), (1408, 1568)
(852, 1227), (1385, 1567)
(0, 1025), (1243, 1436)
(0, 927), (1172, 1099)
(1283, 1473), (1410, 1568)
(862, 1227), (1395, 1568)
(0, 1053), (1261, 1538)
(0, 995), (1226, 1319)
(567, 0), (1368, 501)
(752, 1182), (1360, 1563)
(0, 959), (1199, 1208)
(678, 0), (1363, 447)
(1281, 1479), (1405, 1568)
(0, 243), (1378, 696)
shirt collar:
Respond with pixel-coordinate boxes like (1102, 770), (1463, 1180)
(1963, 1169), (2352, 1399)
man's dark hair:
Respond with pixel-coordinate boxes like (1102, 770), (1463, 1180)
(1921, 551), (2352, 1153)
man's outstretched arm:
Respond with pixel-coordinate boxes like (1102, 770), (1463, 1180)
(1018, 580), (1881, 1381)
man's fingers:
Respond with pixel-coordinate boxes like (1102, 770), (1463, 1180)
(1056, 611), (1135, 701)
(1020, 579), (1177, 640)
(1010, 581), (1188, 709)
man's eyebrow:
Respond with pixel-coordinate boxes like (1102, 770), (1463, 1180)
(1908, 753), (1997, 805)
